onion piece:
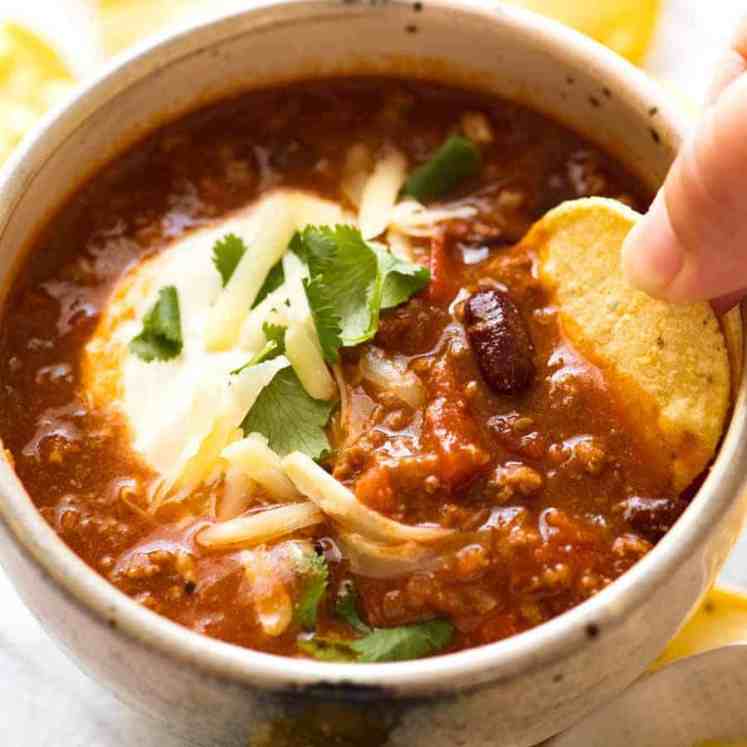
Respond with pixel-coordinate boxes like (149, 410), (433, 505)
(336, 531), (444, 579)
(282, 452), (452, 545)
(198, 502), (323, 549)
(222, 433), (298, 501)
(358, 148), (408, 240)
(386, 228), (415, 262)
(205, 193), (297, 351)
(283, 250), (336, 401)
(360, 347), (425, 409)
(389, 198), (478, 238)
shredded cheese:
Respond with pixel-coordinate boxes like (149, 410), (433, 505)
(282, 452), (452, 544)
(153, 356), (289, 502)
(358, 147), (408, 240)
(238, 284), (289, 352)
(293, 191), (348, 227)
(341, 143), (373, 208)
(241, 548), (295, 637)
(283, 250), (336, 400)
(198, 502), (323, 548)
(389, 199), (478, 237)
(222, 433), (298, 500)
(205, 194), (297, 351)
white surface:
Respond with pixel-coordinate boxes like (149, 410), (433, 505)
(1, 1), (746, 744)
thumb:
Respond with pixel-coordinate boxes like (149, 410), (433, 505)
(622, 70), (747, 304)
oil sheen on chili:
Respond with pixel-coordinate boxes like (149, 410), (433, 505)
(0, 79), (682, 663)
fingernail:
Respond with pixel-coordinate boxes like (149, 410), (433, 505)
(622, 191), (685, 297)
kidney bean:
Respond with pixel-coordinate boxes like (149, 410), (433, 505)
(464, 289), (535, 393)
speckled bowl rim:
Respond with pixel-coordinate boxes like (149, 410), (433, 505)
(0, 0), (745, 697)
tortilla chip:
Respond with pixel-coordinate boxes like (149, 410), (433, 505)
(654, 586), (747, 670)
(0, 22), (75, 164)
(523, 197), (731, 492)
(503, 0), (660, 65)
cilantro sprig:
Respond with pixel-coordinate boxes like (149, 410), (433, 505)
(303, 275), (342, 363)
(292, 225), (429, 361)
(129, 286), (183, 362)
(335, 581), (370, 634)
(295, 552), (329, 631)
(300, 580), (454, 663)
(231, 323), (286, 374)
(212, 233), (246, 286)
(300, 619), (454, 663)
(217, 225), (428, 460)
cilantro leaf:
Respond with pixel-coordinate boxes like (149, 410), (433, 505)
(262, 322), (286, 353)
(350, 620), (454, 662)
(335, 581), (370, 634)
(290, 227), (337, 276)
(212, 233), (247, 286)
(240, 367), (334, 459)
(373, 244), (430, 309)
(303, 276), (342, 363)
(230, 323), (287, 375)
(300, 619), (454, 663)
(295, 552), (329, 631)
(322, 226), (382, 346)
(254, 261), (285, 308)
(129, 286), (183, 362)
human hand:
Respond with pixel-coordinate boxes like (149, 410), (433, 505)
(622, 17), (747, 312)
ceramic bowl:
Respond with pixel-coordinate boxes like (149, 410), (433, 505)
(0, 2), (745, 745)
(548, 644), (747, 746)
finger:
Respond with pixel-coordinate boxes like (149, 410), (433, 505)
(711, 288), (746, 315)
(622, 73), (747, 303)
(706, 15), (747, 105)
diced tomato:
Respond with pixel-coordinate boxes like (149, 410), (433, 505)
(423, 354), (490, 485)
(427, 232), (460, 304)
(425, 396), (490, 485)
(355, 465), (396, 513)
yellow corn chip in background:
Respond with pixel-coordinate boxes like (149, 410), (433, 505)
(0, 22), (74, 162)
(504, 0), (660, 64)
(97, 0), (244, 57)
(657, 587), (747, 669)
(0, 0), (664, 165)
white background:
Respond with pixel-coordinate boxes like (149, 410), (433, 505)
(0, 1), (746, 744)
